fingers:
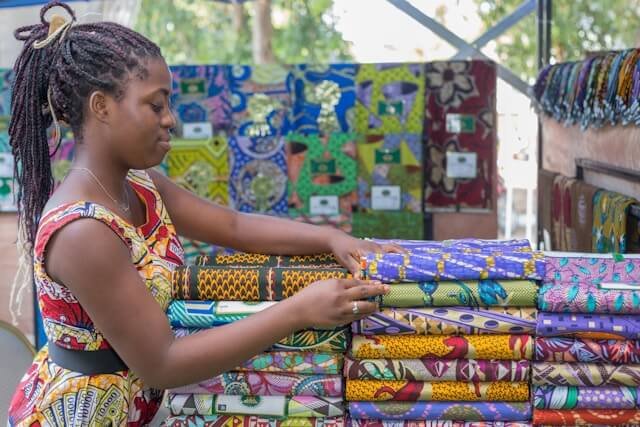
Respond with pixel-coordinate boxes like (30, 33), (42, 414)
(343, 253), (362, 278)
(344, 282), (389, 300)
(347, 300), (379, 317)
(382, 243), (407, 254)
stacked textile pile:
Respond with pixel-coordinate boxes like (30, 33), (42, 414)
(534, 252), (640, 426)
(164, 253), (351, 426)
(346, 239), (544, 425)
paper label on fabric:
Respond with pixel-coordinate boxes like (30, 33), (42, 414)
(215, 395), (286, 416)
(0, 153), (13, 178)
(446, 152), (477, 178)
(216, 301), (277, 315)
(446, 113), (476, 133)
(371, 185), (402, 210)
(310, 195), (340, 215)
(182, 122), (213, 140)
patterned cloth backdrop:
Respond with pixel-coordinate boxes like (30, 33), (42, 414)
(424, 60), (496, 211)
(227, 64), (291, 215)
(0, 69), (15, 211)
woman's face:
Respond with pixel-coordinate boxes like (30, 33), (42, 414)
(105, 57), (176, 170)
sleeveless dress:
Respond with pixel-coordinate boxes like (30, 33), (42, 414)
(8, 170), (185, 426)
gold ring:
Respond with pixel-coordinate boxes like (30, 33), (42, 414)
(352, 301), (359, 315)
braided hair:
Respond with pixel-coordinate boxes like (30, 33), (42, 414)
(10, 1), (162, 246)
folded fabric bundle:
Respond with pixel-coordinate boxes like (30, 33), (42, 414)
(532, 408), (640, 426)
(536, 312), (640, 339)
(347, 401), (531, 421)
(533, 385), (640, 409)
(172, 266), (349, 300)
(175, 328), (349, 353)
(352, 307), (536, 335)
(169, 372), (343, 397)
(350, 335), (533, 360)
(364, 250), (544, 283)
(373, 281), (538, 308)
(538, 281), (640, 314)
(348, 421), (532, 427)
(344, 358), (530, 382)
(236, 352), (343, 374)
(535, 337), (640, 364)
(532, 362), (640, 386)
(371, 238), (534, 253)
(164, 415), (346, 427)
(194, 253), (340, 268)
(570, 181), (599, 252)
(592, 190), (637, 254)
(345, 380), (529, 401)
(168, 300), (278, 328)
(168, 394), (344, 417)
(544, 252), (640, 285)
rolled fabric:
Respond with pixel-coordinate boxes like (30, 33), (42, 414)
(374, 281), (538, 308)
(235, 352), (343, 375)
(533, 362), (640, 386)
(194, 252), (340, 268)
(169, 372), (343, 397)
(544, 251), (640, 285)
(344, 358), (530, 382)
(538, 281), (640, 314)
(172, 266), (349, 300)
(533, 385), (640, 409)
(168, 394), (344, 417)
(345, 380), (530, 402)
(164, 415), (346, 427)
(592, 190), (636, 253)
(350, 335), (533, 360)
(352, 307), (536, 335)
(532, 408), (640, 426)
(347, 421), (532, 427)
(535, 312), (640, 340)
(371, 238), (534, 253)
(364, 250), (544, 283)
(175, 328), (349, 353)
(535, 337), (640, 364)
(168, 300), (278, 328)
(347, 401), (532, 421)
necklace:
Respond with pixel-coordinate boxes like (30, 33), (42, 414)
(70, 167), (131, 213)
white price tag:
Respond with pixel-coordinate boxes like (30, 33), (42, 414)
(182, 122), (213, 140)
(446, 151), (477, 178)
(309, 195), (339, 216)
(216, 301), (276, 315)
(0, 153), (13, 178)
(371, 185), (401, 211)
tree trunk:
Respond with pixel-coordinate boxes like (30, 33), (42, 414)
(231, 2), (245, 33)
(252, 0), (276, 64)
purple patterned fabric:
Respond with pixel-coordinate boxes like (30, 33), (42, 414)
(544, 252), (640, 285)
(347, 402), (531, 421)
(373, 239), (533, 252)
(535, 337), (640, 364)
(538, 281), (640, 313)
(536, 312), (640, 339)
(534, 385), (640, 409)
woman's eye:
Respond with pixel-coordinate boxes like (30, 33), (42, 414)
(150, 103), (163, 113)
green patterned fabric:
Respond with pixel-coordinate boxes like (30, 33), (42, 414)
(352, 212), (423, 240)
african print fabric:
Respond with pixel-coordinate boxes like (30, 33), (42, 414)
(174, 328), (349, 353)
(168, 300), (278, 328)
(164, 415), (346, 427)
(9, 170), (184, 426)
(169, 372), (343, 397)
(345, 380), (529, 402)
(571, 180), (599, 252)
(532, 408), (640, 426)
(344, 358), (530, 382)
(533, 385), (640, 409)
(538, 281), (640, 314)
(347, 401), (531, 421)
(536, 312), (640, 339)
(194, 252), (339, 268)
(168, 394), (344, 418)
(352, 307), (537, 335)
(592, 189), (637, 253)
(534, 337), (640, 364)
(172, 265), (349, 301)
(349, 334), (533, 360)
(351, 212), (424, 240)
(532, 362), (640, 386)
(544, 251), (640, 285)
(370, 238), (534, 253)
(551, 175), (575, 251)
(234, 352), (343, 375)
(372, 281), (538, 308)
(348, 422), (532, 427)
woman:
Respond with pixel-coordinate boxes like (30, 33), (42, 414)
(7, 2), (395, 425)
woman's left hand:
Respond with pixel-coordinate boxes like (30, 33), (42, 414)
(327, 231), (406, 277)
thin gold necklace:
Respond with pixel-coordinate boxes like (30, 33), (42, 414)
(70, 167), (131, 213)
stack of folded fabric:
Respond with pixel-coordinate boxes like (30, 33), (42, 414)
(534, 252), (640, 426)
(164, 253), (351, 426)
(345, 239), (545, 425)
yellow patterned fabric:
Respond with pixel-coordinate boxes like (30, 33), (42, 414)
(349, 334), (534, 360)
(345, 380), (530, 401)
(195, 252), (339, 268)
(172, 266), (349, 301)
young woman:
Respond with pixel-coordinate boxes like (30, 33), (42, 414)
(7, 2), (396, 425)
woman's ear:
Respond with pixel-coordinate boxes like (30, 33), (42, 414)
(88, 90), (110, 124)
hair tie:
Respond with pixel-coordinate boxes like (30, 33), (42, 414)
(33, 14), (72, 50)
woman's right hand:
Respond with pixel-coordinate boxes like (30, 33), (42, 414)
(288, 278), (390, 330)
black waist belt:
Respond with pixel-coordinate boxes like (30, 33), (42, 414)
(48, 343), (128, 375)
